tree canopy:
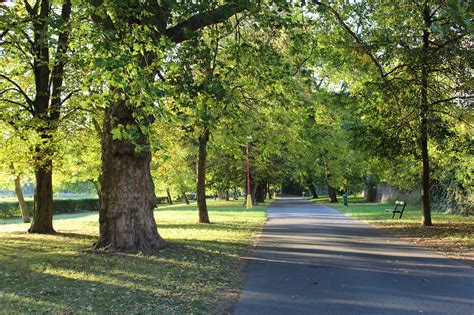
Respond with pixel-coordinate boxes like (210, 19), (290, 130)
(1, 0), (472, 252)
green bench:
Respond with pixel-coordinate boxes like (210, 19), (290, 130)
(386, 200), (406, 219)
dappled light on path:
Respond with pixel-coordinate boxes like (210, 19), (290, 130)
(236, 197), (474, 315)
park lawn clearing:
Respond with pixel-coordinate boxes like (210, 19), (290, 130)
(329, 201), (473, 266)
(0, 199), (268, 314)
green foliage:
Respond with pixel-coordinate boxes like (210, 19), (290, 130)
(311, 0), (473, 213)
(1, 0), (471, 229)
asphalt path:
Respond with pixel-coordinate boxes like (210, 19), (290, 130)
(235, 197), (473, 315)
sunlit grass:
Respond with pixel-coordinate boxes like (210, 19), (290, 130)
(0, 199), (268, 313)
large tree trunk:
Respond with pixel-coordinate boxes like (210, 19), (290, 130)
(420, 7), (432, 226)
(308, 182), (318, 198)
(93, 100), (165, 253)
(10, 164), (30, 223)
(218, 191), (226, 200)
(14, 175), (30, 223)
(267, 181), (272, 199)
(364, 174), (377, 202)
(326, 170), (338, 203)
(256, 183), (265, 203)
(196, 127), (210, 223)
(28, 0), (71, 234)
(328, 185), (338, 203)
(15, 175), (30, 223)
(166, 188), (173, 205)
(182, 191), (190, 205)
(90, 180), (100, 196)
(251, 184), (257, 205)
(29, 159), (54, 233)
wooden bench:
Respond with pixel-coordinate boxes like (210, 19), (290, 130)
(385, 201), (406, 219)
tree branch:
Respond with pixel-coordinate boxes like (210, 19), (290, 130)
(50, 0), (72, 120)
(312, 1), (387, 79)
(0, 88), (18, 96)
(0, 98), (35, 115)
(430, 95), (473, 107)
(0, 74), (34, 106)
(384, 64), (408, 77)
(0, 41), (35, 68)
(165, 1), (249, 43)
(90, 0), (116, 34)
(23, 0), (34, 15)
(311, 1), (405, 110)
(429, 108), (473, 127)
(59, 89), (78, 106)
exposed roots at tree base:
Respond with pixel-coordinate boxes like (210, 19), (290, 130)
(90, 238), (167, 255)
(28, 227), (56, 234)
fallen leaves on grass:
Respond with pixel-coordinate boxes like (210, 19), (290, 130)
(332, 202), (474, 266)
(376, 222), (474, 266)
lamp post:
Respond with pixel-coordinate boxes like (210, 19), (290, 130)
(246, 135), (252, 209)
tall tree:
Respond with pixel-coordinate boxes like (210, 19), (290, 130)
(89, 0), (252, 252)
(313, 0), (472, 225)
(0, 121), (33, 223)
(0, 0), (73, 233)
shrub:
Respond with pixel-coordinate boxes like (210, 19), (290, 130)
(0, 199), (99, 219)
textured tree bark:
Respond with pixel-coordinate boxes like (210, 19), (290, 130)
(29, 159), (54, 233)
(308, 182), (318, 198)
(182, 192), (190, 204)
(326, 170), (338, 203)
(327, 185), (338, 203)
(14, 175), (30, 223)
(364, 175), (377, 202)
(218, 191), (226, 200)
(267, 181), (272, 199)
(256, 183), (265, 203)
(90, 180), (100, 196)
(27, 0), (71, 234)
(10, 163), (30, 223)
(166, 188), (173, 205)
(225, 190), (229, 201)
(196, 128), (210, 223)
(93, 99), (165, 253)
(420, 6), (432, 226)
(251, 184), (257, 205)
(87, 0), (249, 252)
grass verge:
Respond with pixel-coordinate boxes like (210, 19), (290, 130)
(0, 199), (269, 314)
(326, 200), (473, 266)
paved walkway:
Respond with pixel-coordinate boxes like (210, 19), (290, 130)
(235, 197), (473, 315)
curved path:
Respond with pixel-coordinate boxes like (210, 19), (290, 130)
(235, 197), (473, 315)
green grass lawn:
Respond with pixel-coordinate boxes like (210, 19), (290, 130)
(0, 199), (269, 313)
(328, 199), (473, 264)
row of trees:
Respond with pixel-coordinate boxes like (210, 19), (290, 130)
(1, 0), (472, 252)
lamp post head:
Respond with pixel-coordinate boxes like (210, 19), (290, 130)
(246, 135), (252, 140)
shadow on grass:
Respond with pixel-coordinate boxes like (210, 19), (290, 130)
(156, 207), (267, 214)
(0, 202), (266, 314)
(157, 222), (261, 232)
(0, 231), (249, 313)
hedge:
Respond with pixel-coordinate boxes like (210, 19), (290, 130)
(0, 199), (99, 219)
